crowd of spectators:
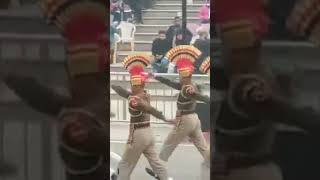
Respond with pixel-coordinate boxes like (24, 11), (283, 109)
(110, 0), (211, 76)
(151, 0), (210, 74)
(110, 0), (145, 24)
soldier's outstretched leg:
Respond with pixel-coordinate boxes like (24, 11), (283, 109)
(117, 141), (144, 180)
(159, 115), (194, 162)
(189, 114), (210, 165)
(144, 138), (168, 180)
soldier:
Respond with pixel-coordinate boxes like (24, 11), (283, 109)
(112, 53), (169, 180)
(146, 46), (210, 175)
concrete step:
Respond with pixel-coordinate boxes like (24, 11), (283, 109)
(154, 3), (203, 10)
(143, 16), (199, 25)
(115, 51), (152, 64)
(136, 25), (169, 33)
(135, 32), (158, 41)
(143, 9), (198, 17)
(113, 41), (151, 51)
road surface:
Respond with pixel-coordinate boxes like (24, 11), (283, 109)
(110, 122), (207, 180)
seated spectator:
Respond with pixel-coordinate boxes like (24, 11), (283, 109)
(198, 1), (210, 24)
(193, 31), (210, 74)
(172, 29), (191, 47)
(151, 30), (171, 73)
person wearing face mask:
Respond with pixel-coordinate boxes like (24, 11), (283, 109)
(151, 30), (171, 73)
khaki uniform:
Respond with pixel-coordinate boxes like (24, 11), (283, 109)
(159, 85), (210, 165)
(118, 92), (168, 180)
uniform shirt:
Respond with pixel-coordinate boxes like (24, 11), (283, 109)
(177, 85), (198, 112)
(128, 93), (151, 123)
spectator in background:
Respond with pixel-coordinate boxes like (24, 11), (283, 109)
(122, 2), (133, 21)
(166, 16), (193, 45)
(193, 31), (210, 74)
(111, 0), (133, 23)
(111, 0), (121, 23)
(124, 0), (144, 24)
(151, 30), (171, 73)
(198, 1), (210, 24)
(172, 29), (191, 47)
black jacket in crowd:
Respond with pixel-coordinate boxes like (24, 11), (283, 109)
(166, 25), (193, 44)
(151, 38), (171, 58)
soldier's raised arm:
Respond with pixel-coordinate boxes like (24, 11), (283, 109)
(111, 84), (131, 99)
(154, 76), (181, 90)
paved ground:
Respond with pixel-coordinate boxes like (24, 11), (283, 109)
(110, 122), (208, 180)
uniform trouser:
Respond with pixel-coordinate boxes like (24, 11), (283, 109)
(159, 113), (210, 165)
(212, 162), (283, 180)
(118, 127), (168, 180)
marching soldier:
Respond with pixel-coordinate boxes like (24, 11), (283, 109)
(145, 55), (211, 180)
(113, 53), (169, 180)
(149, 45), (210, 172)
